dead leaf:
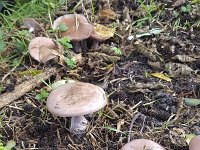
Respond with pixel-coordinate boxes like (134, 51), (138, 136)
(93, 23), (115, 40)
(88, 52), (120, 63)
(133, 41), (163, 62)
(173, 0), (187, 7)
(165, 63), (193, 76)
(147, 61), (161, 69)
(171, 54), (196, 62)
(151, 72), (172, 82)
(98, 6), (117, 20)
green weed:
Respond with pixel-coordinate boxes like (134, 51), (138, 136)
(111, 47), (122, 56)
(0, 139), (16, 150)
(35, 88), (49, 101)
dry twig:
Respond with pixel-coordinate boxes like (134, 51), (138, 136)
(0, 68), (57, 108)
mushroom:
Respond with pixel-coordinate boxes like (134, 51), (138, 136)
(46, 82), (107, 134)
(121, 139), (166, 150)
(89, 23), (115, 49)
(23, 18), (44, 33)
(189, 135), (200, 150)
(28, 37), (63, 63)
(53, 14), (93, 53)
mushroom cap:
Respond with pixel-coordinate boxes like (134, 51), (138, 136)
(90, 23), (115, 41)
(53, 14), (93, 41)
(23, 18), (44, 31)
(28, 37), (58, 63)
(189, 135), (200, 150)
(46, 82), (107, 117)
(121, 139), (166, 150)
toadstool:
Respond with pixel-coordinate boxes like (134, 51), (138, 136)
(46, 82), (107, 134)
(89, 23), (115, 49)
(28, 37), (63, 63)
(23, 18), (44, 33)
(189, 135), (200, 150)
(53, 14), (93, 53)
(121, 139), (166, 150)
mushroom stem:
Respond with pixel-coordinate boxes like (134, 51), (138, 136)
(91, 40), (99, 50)
(72, 41), (82, 53)
(81, 39), (88, 52)
(70, 116), (88, 134)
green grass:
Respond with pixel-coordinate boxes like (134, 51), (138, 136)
(0, 0), (62, 67)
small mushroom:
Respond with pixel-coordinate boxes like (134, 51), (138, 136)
(121, 139), (166, 150)
(90, 23), (115, 49)
(46, 82), (107, 134)
(23, 18), (44, 33)
(189, 135), (200, 150)
(53, 14), (93, 53)
(28, 37), (62, 63)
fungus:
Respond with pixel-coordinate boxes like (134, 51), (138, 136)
(121, 139), (166, 150)
(89, 23), (115, 49)
(23, 18), (44, 33)
(28, 37), (63, 63)
(46, 82), (107, 134)
(189, 135), (200, 150)
(53, 14), (93, 53)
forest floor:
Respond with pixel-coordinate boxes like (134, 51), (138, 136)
(0, 0), (200, 149)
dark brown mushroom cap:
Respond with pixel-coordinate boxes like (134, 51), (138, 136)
(28, 37), (58, 63)
(189, 135), (200, 150)
(121, 139), (166, 150)
(89, 23), (115, 41)
(46, 82), (107, 117)
(53, 14), (93, 41)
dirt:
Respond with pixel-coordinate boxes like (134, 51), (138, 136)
(0, 0), (200, 150)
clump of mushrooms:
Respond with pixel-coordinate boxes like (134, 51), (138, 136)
(189, 135), (200, 150)
(121, 139), (166, 150)
(46, 82), (107, 134)
(53, 14), (93, 53)
(28, 37), (63, 63)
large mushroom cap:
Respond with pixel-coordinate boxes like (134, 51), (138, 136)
(53, 14), (93, 41)
(189, 135), (200, 150)
(121, 139), (166, 150)
(46, 82), (107, 117)
(28, 37), (59, 63)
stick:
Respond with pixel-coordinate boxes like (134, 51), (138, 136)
(0, 68), (57, 108)
(127, 112), (141, 142)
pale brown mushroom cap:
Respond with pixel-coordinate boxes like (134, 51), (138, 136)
(189, 135), (200, 150)
(28, 37), (57, 63)
(53, 14), (93, 41)
(121, 139), (166, 150)
(46, 82), (107, 117)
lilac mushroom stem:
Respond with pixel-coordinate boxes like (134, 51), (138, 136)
(81, 39), (88, 52)
(72, 41), (82, 53)
(70, 116), (88, 134)
(91, 40), (99, 50)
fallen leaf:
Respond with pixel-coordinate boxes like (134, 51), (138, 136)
(93, 23), (115, 40)
(184, 98), (200, 106)
(165, 63), (193, 76)
(171, 55), (196, 62)
(151, 72), (172, 82)
(134, 41), (163, 62)
(98, 7), (117, 20)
